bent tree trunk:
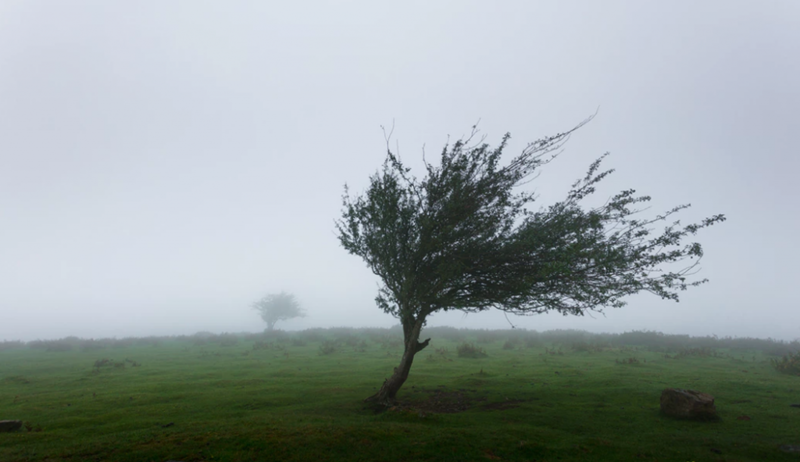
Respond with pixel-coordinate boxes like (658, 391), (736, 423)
(366, 316), (430, 406)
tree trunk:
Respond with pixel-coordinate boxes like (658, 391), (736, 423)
(365, 316), (430, 406)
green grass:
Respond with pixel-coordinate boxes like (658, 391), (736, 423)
(1, 331), (798, 462)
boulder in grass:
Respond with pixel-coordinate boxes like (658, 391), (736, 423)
(660, 388), (717, 420)
(0, 420), (22, 432)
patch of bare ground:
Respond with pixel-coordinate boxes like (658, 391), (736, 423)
(390, 388), (526, 414)
(389, 387), (485, 414)
(480, 399), (526, 411)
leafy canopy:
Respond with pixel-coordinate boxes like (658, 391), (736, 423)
(252, 291), (305, 330)
(336, 118), (725, 324)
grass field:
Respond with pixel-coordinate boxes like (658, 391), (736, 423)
(1, 328), (798, 462)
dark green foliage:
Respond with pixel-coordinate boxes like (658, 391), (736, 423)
(337, 118), (725, 321)
(456, 343), (488, 358)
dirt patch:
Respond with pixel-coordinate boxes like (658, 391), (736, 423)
(393, 387), (485, 413)
(414, 389), (473, 413)
(392, 388), (526, 414)
(481, 399), (526, 411)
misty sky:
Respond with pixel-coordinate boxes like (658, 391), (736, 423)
(1, 1), (798, 342)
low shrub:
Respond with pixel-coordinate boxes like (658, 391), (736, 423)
(457, 343), (487, 359)
(771, 351), (800, 376)
(318, 341), (337, 355)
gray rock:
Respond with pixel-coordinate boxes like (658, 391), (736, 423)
(660, 388), (717, 420)
(0, 420), (22, 432)
(779, 445), (800, 453)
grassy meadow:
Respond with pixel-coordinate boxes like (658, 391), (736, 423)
(1, 328), (799, 462)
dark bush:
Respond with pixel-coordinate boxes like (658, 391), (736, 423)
(318, 341), (337, 355)
(457, 343), (487, 358)
(771, 351), (800, 376)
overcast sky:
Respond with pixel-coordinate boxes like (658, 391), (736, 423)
(1, 1), (798, 342)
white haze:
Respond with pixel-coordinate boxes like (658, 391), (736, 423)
(1, 1), (798, 341)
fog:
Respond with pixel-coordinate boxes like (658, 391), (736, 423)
(1, 1), (798, 342)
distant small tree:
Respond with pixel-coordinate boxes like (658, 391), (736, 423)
(336, 117), (725, 405)
(252, 292), (305, 331)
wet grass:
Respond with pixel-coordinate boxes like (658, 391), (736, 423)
(0, 331), (798, 461)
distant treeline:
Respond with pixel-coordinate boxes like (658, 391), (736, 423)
(1, 327), (798, 356)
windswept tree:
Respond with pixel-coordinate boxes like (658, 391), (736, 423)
(336, 117), (725, 405)
(252, 291), (305, 331)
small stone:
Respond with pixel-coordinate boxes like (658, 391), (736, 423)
(780, 445), (800, 453)
(0, 420), (22, 432)
(660, 388), (717, 420)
